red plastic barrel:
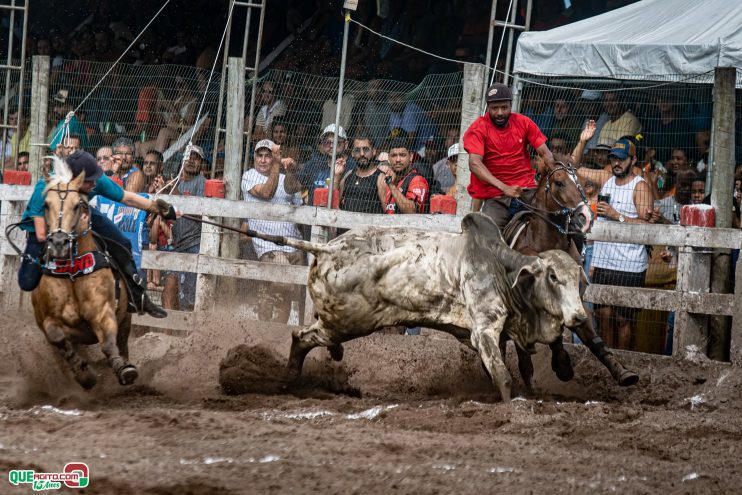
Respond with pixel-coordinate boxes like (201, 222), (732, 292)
(430, 194), (457, 214)
(313, 187), (340, 208)
(680, 204), (715, 227)
(204, 179), (225, 198)
(4, 170), (31, 185)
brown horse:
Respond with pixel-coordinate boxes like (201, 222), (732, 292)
(31, 157), (137, 389)
(502, 161), (639, 390)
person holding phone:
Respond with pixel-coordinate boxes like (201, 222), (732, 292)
(574, 127), (656, 350)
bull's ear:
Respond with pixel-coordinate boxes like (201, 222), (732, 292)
(510, 260), (543, 290)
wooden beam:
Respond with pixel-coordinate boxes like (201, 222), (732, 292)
(29, 56), (50, 183)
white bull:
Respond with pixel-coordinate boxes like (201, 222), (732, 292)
(245, 212), (587, 401)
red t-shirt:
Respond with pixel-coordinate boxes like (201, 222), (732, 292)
(463, 113), (546, 199)
(385, 170), (429, 214)
(135, 85), (157, 124)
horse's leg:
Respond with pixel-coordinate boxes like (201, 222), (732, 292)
(42, 317), (97, 390)
(89, 307), (138, 386)
(116, 314), (132, 362)
(566, 242), (639, 386)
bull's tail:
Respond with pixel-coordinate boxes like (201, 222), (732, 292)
(242, 227), (335, 254)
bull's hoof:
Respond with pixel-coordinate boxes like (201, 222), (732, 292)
(617, 368), (639, 387)
(328, 344), (344, 362)
(551, 349), (574, 382)
(75, 367), (97, 390)
(117, 364), (139, 386)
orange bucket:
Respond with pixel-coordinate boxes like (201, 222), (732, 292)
(4, 170), (31, 185)
(204, 179), (225, 198)
(313, 187), (340, 208)
(430, 194), (457, 214)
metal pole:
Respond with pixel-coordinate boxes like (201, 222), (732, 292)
(503, 0), (518, 86)
(1, 0), (17, 171)
(210, 0), (235, 174)
(327, 9), (351, 210)
(482, 0), (498, 103)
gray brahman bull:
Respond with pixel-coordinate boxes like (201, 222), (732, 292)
(242, 212), (587, 401)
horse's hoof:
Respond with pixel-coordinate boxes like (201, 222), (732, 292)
(328, 344), (344, 362)
(618, 369), (639, 387)
(117, 364), (139, 386)
(551, 350), (574, 382)
(76, 369), (97, 390)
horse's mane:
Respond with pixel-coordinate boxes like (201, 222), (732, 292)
(43, 155), (75, 194)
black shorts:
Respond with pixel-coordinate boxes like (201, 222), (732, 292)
(592, 267), (646, 319)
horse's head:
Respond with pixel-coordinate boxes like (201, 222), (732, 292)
(43, 156), (91, 260)
(543, 162), (593, 235)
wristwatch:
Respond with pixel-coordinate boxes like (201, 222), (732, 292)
(618, 214), (626, 223)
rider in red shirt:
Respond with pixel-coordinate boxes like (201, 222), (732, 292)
(464, 83), (556, 229)
(376, 138), (429, 214)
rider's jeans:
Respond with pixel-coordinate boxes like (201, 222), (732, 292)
(18, 234), (44, 291)
(481, 188), (537, 230)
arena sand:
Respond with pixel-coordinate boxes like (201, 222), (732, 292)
(1, 310), (742, 494)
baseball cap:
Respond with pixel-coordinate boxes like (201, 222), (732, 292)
(447, 143), (459, 159)
(254, 139), (275, 152)
(52, 89), (69, 105)
(608, 138), (636, 160)
(485, 83), (512, 102)
(188, 145), (205, 159)
(321, 123), (347, 140)
(579, 90), (601, 101)
(66, 150), (103, 183)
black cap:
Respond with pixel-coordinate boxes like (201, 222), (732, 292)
(67, 150), (103, 183)
(485, 83), (512, 102)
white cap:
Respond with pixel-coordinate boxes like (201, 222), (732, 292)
(580, 90), (601, 101)
(254, 139), (275, 152)
(321, 123), (347, 140)
(447, 143), (459, 158)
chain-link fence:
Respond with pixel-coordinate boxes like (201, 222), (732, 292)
(519, 73), (721, 356)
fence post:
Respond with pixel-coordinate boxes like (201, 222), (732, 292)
(221, 57), (245, 260)
(673, 246), (711, 357)
(455, 63), (485, 215)
(29, 55), (49, 182)
(708, 66), (736, 360)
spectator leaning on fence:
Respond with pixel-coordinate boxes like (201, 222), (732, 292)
(161, 145), (207, 311)
(58, 134), (82, 159)
(376, 137), (429, 214)
(240, 139), (304, 323)
(463, 82), (555, 230)
(339, 136), (384, 214)
(16, 151), (30, 172)
(575, 128), (655, 350)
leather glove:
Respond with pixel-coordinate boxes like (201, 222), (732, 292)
(148, 198), (177, 220)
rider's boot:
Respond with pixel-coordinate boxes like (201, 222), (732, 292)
(120, 259), (168, 318)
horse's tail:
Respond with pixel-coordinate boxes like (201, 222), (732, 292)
(241, 227), (336, 255)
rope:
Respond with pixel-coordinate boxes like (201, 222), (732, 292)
(46, 0), (174, 150)
(156, 0), (236, 197)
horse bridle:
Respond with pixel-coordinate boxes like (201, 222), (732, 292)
(518, 161), (590, 237)
(45, 184), (92, 265)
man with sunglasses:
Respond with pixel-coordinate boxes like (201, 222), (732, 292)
(284, 124), (347, 206)
(339, 136), (384, 214)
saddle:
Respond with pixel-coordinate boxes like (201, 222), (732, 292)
(502, 211), (533, 249)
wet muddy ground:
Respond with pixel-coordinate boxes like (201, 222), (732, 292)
(1, 312), (740, 494)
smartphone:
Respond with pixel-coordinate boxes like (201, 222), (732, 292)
(597, 193), (611, 203)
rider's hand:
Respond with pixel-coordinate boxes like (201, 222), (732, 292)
(501, 185), (523, 198)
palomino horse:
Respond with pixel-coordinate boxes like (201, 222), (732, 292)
(502, 161), (639, 390)
(31, 158), (137, 389)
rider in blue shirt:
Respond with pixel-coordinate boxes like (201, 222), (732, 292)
(19, 150), (176, 318)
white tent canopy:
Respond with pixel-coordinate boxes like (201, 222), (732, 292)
(513, 0), (742, 85)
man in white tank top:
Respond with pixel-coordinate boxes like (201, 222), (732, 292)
(575, 135), (655, 350)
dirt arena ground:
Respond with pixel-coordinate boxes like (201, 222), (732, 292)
(1, 310), (741, 495)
